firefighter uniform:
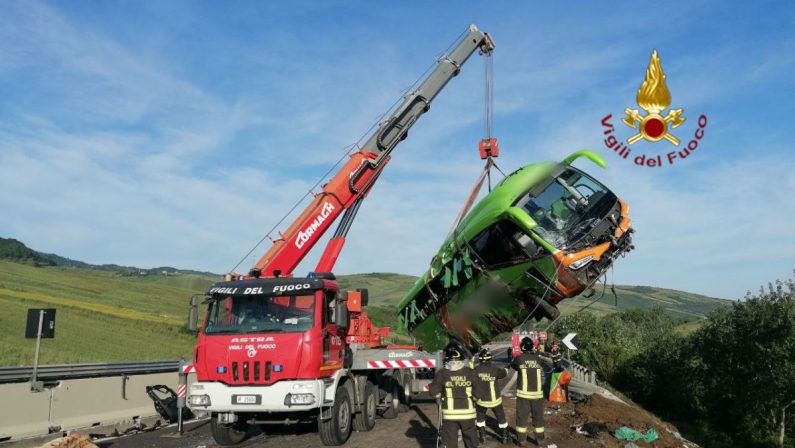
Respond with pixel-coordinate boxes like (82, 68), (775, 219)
(429, 346), (481, 448)
(474, 358), (509, 444)
(511, 345), (546, 444)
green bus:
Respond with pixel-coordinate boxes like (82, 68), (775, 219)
(397, 150), (634, 351)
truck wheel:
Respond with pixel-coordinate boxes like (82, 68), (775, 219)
(380, 377), (400, 419)
(352, 381), (376, 432)
(399, 370), (412, 412)
(210, 415), (248, 446)
(319, 386), (353, 446)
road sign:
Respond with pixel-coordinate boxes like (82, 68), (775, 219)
(563, 333), (580, 351)
(539, 331), (548, 341)
(25, 309), (56, 339)
(26, 308), (56, 391)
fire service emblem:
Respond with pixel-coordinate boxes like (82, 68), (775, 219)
(600, 50), (708, 168)
(622, 50), (684, 145)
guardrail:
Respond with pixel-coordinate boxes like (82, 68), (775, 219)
(559, 358), (597, 385)
(0, 360), (191, 444)
(0, 360), (181, 384)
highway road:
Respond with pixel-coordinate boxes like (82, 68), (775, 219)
(97, 401), (445, 448)
(96, 347), (518, 448)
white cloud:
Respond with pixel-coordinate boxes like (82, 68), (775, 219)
(0, 1), (792, 302)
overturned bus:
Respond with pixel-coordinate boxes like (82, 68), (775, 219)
(397, 150), (634, 351)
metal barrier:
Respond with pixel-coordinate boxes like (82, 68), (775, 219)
(0, 360), (180, 384)
(0, 360), (191, 444)
(559, 358), (597, 385)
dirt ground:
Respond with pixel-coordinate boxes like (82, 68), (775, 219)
(477, 394), (696, 448)
(88, 395), (697, 448)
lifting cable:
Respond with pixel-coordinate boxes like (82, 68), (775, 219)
(446, 46), (502, 235)
(483, 49), (497, 192)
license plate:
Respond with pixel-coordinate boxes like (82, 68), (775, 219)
(232, 395), (260, 404)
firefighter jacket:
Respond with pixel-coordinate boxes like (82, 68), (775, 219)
(511, 352), (544, 400)
(428, 365), (480, 420)
(474, 364), (508, 407)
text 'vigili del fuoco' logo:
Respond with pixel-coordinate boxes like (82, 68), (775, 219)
(601, 50), (707, 168)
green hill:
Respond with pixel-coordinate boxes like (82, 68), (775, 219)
(0, 240), (728, 366)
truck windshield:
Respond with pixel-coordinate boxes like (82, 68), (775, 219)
(517, 168), (616, 249)
(204, 294), (315, 335)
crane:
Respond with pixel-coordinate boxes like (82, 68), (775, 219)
(187, 25), (497, 447)
(247, 24), (495, 278)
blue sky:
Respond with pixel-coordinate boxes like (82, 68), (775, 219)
(0, 1), (793, 299)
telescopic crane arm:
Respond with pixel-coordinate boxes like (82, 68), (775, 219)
(252, 25), (495, 278)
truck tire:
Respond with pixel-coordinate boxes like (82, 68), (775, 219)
(379, 377), (400, 419)
(399, 370), (412, 412)
(210, 415), (248, 446)
(352, 381), (376, 432)
(319, 386), (353, 446)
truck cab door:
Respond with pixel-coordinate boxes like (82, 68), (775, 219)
(321, 290), (344, 371)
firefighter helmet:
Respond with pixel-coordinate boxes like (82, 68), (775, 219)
(520, 336), (536, 353)
(477, 349), (492, 363)
(444, 341), (466, 362)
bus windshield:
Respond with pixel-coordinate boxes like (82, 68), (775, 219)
(204, 294), (315, 335)
(517, 168), (616, 249)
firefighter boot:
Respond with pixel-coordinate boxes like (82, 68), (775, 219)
(500, 428), (509, 445)
(534, 431), (545, 445)
(477, 427), (486, 444)
(514, 432), (526, 447)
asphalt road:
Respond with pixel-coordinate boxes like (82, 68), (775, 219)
(97, 347), (519, 448)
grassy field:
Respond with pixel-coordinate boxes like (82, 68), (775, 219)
(0, 260), (213, 366)
(0, 259), (727, 366)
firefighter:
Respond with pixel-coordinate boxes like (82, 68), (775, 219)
(511, 337), (545, 446)
(428, 342), (481, 448)
(474, 349), (509, 444)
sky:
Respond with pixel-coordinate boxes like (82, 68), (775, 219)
(0, 1), (793, 299)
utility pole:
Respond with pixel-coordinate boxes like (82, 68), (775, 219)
(31, 310), (44, 391)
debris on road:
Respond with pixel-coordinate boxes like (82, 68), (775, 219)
(37, 434), (98, 448)
(613, 426), (659, 443)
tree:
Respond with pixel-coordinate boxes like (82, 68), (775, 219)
(690, 274), (795, 447)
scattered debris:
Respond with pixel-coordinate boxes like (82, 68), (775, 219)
(613, 426), (659, 443)
(37, 434), (98, 448)
(572, 422), (610, 438)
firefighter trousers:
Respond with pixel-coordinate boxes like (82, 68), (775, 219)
(476, 404), (508, 429)
(515, 398), (544, 438)
(441, 418), (479, 448)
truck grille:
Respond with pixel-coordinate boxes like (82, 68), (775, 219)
(230, 361), (272, 383)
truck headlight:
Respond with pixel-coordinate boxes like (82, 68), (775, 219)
(569, 255), (595, 270)
(189, 394), (212, 406)
(285, 393), (315, 406)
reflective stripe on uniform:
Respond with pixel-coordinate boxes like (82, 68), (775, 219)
(517, 367), (542, 399)
(535, 427), (545, 433)
(498, 422), (509, 429)
(516, 390), (542, 399)
(444, 408), (477, 415)
(478, 397), (503, 407)
(475, 420), (486, 427)
(444, 413), (477, 420)
(516, 426), (527, 433)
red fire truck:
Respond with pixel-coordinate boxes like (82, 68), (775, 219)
(187, 25), (495, 446)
